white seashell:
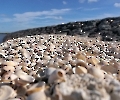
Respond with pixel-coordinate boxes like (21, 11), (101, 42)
(110, 87), (120, 100)
(48, 69), (66, 84)
(88, 67), (104, 80)
(46, 60), (55, 68)
(27, 81), (45, 95)
(76, 59), (88, 68)
(3, 65), (15, 72)
(69, 60), (77, 66)
(0, 85), (17, 100)
(15, 70), (35, 84)
(49, 43), (55, 52)
(74, 66), (87, 74)
(8, 98), (21, 100)
(3, 61), (18, 67)
(87, 56), (100, 66)
(16, 85), (27, 96)
(21, 48), (30, 59)
(43, 55), (51, 60)
(63, 54), (72, 61)
(57, 59), (67, 67)
(99, 88), (110, 100)
(75, 51), (86, 61)
(44, 67), (56, 78)
(10, 73), (18, 81)
(12, 58), (21, 63)
(101, 65), (117, 74)
(63, 64), (72, 73)
(27, 89), (46, 100)
(2, 71), (13, 80)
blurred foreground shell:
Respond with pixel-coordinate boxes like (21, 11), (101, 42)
(27, 82), (46, 100)
(48, 69), (66, 84)
(0, 85), (17, 100)
(15, 70), (35, 85)
(73, 66), (87, 74)
(88, 67), (104, 80)
(27, 81), (45, 95)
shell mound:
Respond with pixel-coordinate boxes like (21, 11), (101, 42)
(0, 34), (120, 100)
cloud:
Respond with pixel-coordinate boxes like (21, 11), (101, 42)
(88, 0), (98, 3)
(0, 18), (12, 22)
(44, 16), (63, 19)
(114, 3), (120, 7)
(63, 1), (67, 5)
(79, 0), (85, 3)
(0, 8), (71, 32)
(0, 8), (70, 23)
(0, 14), (6, 17)
(13, 9), (70, 22)
(79, 0), (98, 3)
(84, 7), (101, 11)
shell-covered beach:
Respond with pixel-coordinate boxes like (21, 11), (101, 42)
(0, 34), (120, 100)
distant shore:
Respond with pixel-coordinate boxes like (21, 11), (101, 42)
(2, 16), (120, 42)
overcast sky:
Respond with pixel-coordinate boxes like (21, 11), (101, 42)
(0, 0), (120, 32)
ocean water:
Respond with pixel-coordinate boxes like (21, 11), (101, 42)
(0, 33), (7, 43)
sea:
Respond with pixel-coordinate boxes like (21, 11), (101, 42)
(0, 33), (8, 43)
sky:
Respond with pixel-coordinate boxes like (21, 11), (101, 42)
(0, 0), (120, 32)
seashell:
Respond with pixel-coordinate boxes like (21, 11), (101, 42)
(10, 73), (18, 81)
(116, 74), (120, 81)
(44, 67), (56, 78)
(86, 56), (100, 66)
(2, 71), (13, 80)
(69, 60), (77, 66)
(99, 88), (110, 100)
(0, 58), (5, 65)
(2, 61), (18, 67)
(57, 59), (67, 67)
(63, 54), (72, 61)
(0, 85), (17, 100)
(109, 59), (120, 69)
(46, 60), (55, 68)
(88, 67), (104, 80)
(15, 85), (28, 97)
(85, 51), (95, 57)
(76, 59), (88, 68)
(8, 98), (21, 100)
(21, 48), (30, 59)
(40, 59), (48, 66)
(73, 66), (87, 74)
(63, 64), (72, 73)
(49, 43), (55, 52)
(12, 58), (21, 63)
(27, 81), (45, 95)
(110, 87), (120, 100)
(48, 69), (66, 84)
(0, 53), (6, 59)
(3, 65), (15, 72)
(75, 51), (86, 61)
(15, 70), (35, 84)
(27, 89), (46, 100)
(0, 82), (12, 86)
(16, 46), (22, 51)
(16, 95), (27, 100)
(101, 65), (117, 74)
(43, 55), (51, 61)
